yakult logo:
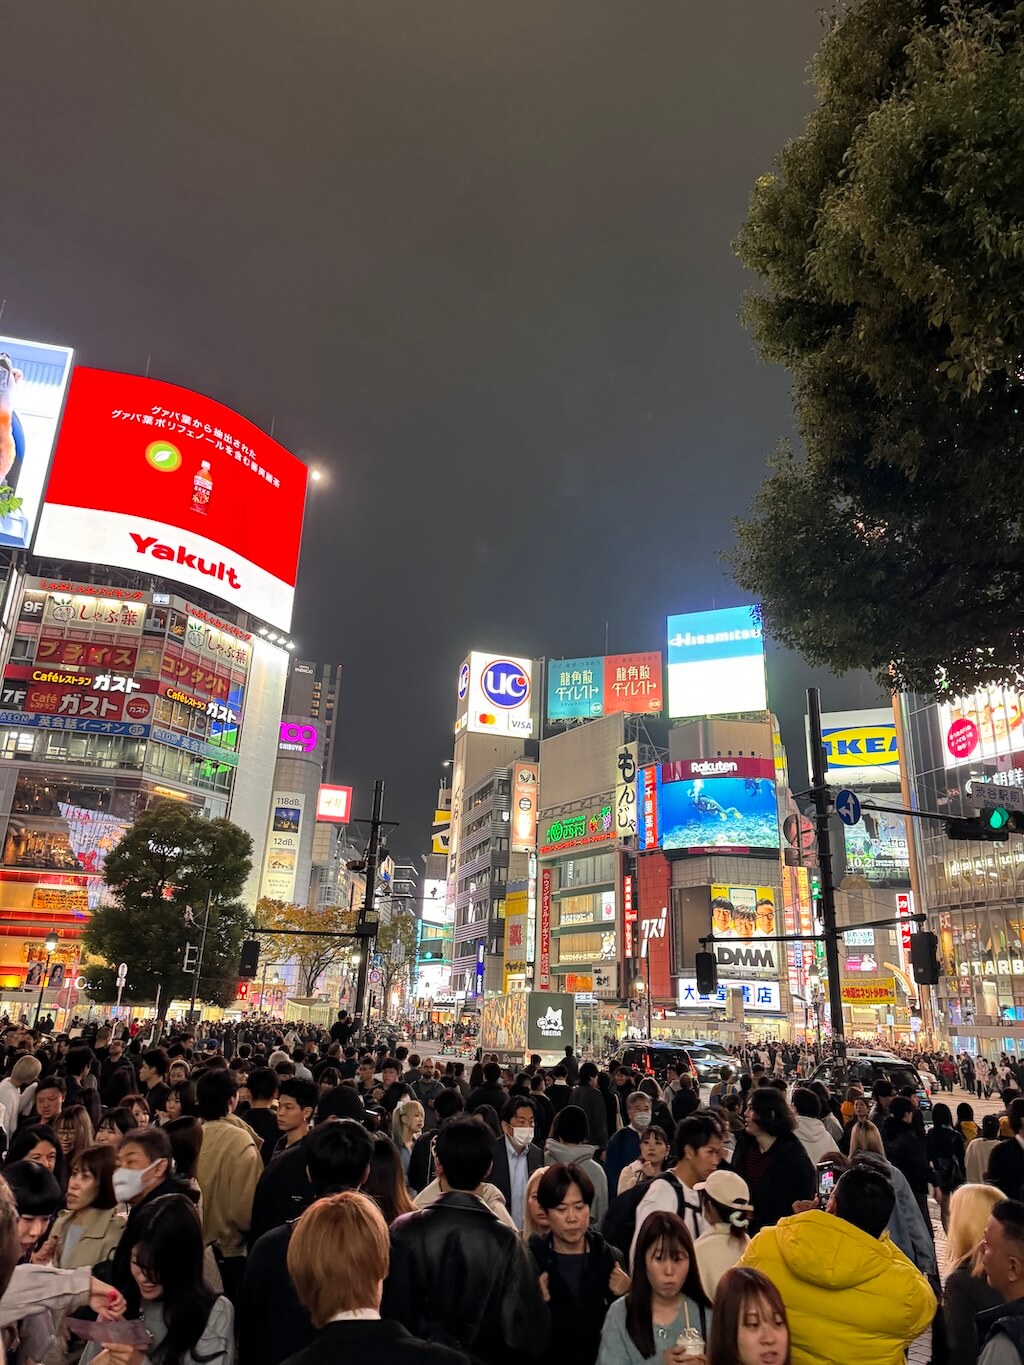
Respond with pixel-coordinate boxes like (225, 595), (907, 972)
(482, 660), (530, 709)
(129, 532), (242, 589)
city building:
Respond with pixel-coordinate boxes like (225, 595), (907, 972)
(282, 660), (342, 781)
(0, 345), (308, 1016)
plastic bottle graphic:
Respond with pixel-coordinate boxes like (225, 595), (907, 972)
(191, 460), (213, 515)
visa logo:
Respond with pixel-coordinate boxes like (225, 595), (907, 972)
(823, 725), (899, 766)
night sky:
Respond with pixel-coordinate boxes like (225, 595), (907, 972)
(9, 3), (879, 852)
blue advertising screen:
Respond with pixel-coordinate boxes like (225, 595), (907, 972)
(660, 774), (779, 854)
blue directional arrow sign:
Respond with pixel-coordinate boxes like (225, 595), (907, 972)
(834, 789), (861, 827)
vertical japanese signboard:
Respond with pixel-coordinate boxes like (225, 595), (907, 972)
(638, 765), (660, 850)
(502, 888), (529, 991)
(623, 871), (636, 960)
(615, 742), (638, 840)
(511, 762), (539, 853)
(260, 792), (304, 902)
(539, 868), (552, 990)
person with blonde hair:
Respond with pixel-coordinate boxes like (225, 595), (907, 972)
(934, 1183), (1005, 1365)
(391, 1100), (424, 1182)
(0, 1056), (40, 1144)
(285, 1190), (470, 1365)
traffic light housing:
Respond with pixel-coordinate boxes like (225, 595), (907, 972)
(420, 945), (442, 961)
(909, 931), (940, 985)
(183, 943), (198, 974)
(695, 952), (718, 995)
(236, 982), (248, 1000)
(238, 940), (260, 979)
(945, 811), (1013, 841)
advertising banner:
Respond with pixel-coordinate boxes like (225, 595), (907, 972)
(622, 871), (636, 959)
(464, 652), (534, 738)
(540, 803), (614, 855)
(431, 808), (451, 857)
(510, 762), (539, 853)
(605, 652), (662, 715)
(638, 758), (779, 855)
(615, 742), (638, 840)
(939, 687), (1024, 767)
(666, 605), (766, 719)
(677, 978), (781, 1012)
(34, 368), (308, 630)
(547, 657), (604, 721)
(503, 888), (529, 988)
(526, 991), (575, 1054)
(710, 884), (779, 977)
(819, 708), (901, 787)
(260, 792), (304, 902)
(316, 785), (353, 823)
(834, 976), (897, 1006)
(0, 335), (74, 549)
(842, 810), (910, 887)
(539, 868), (552, 989)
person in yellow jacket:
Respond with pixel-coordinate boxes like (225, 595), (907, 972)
(740, 1163), (935, 1365)
(194, 1069), (262, 1303)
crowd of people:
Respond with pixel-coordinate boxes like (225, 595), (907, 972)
(0, 1011), (1021, 1365)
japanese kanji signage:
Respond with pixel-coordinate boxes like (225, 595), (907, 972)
(541, 805), (614, 855)
(34, 368), (308, 630)
(502, 888), (529, 991)
(615, 742), (638, 841)
(832, 976), (898, 1006)
(676, 978), (781, 1012)
(539, 869), (552, 990)
(545, 652), (663, 723)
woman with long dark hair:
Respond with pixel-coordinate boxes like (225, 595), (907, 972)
(78, 1194), (233, 1365)
(729, 1091), (815, 1235)
(52, 1107), (95, 1177)
(927, 1103), (966, 1234)
(362, 1133), (415, 1225)
(598, 1212), (711, 1365)
(706, 1266), (791, 1365)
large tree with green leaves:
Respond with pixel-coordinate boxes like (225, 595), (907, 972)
(83, 802), (253, 1007)
(731, 0), (1024, 695)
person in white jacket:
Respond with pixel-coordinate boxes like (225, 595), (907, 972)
(0, 1058), (40, 1148)
(693, 1169), (753, 1300)
(413, 1175), (516, 1228)
(791, 1087), (844, 1166)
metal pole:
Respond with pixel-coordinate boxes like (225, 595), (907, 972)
(807, 687), (845, 1049)
(188, 887), (213, 1022)
(353, 780), (385, 1024)
(33, 955), (51, 1028)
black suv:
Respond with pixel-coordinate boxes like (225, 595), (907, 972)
(808, 1059), (933, 1124)
(609, 1042), (698, 1084)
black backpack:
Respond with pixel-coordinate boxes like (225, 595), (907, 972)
(601, 1171), (689, 1254)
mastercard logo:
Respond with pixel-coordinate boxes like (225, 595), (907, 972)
(477, 712), (497, 726)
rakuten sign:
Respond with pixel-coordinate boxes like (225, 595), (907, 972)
(34, 369), (308, 630)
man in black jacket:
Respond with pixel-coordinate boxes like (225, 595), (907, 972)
(240, 1119), (373, 1365)
(489, 1097), (544, 1231)
(383, 1117), (548, 1365)
(988, 1099), (1024, 1201)
(466, 1061), (506, 1115)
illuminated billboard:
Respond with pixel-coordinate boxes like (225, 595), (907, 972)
(0, 335), (74, 549)
(666, 605), (766, 718)
(819, 708), (900, 787)
(546, 652), (663, 722)
(34, 368), (308, 630)
(636, 757), (779, 855)
(260, 793), (304, 902)
(316, 785), (353, 824)
(940, 687), (1024, 767)
(842, 809), (910, 887)
(464, 652), (534, 737)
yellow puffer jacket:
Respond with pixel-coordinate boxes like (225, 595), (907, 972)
(741, 1211), (935, 1365)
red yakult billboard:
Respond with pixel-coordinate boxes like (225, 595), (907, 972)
(34, 369), (308, 629)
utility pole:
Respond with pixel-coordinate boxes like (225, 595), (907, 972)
(807, 686), (845, 1050)
(353, 780), (388, 1024)
(188, 888), (213, 1023)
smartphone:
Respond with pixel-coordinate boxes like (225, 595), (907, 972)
(68, 1319), (154, 1348)
(816, 1160), (841, 1206)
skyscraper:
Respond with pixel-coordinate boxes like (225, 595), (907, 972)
(283, 660), (342, 781)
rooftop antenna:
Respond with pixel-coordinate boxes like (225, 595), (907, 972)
(0, 300), (6, 323)
(270, 415), (276, 438)
(604, 619), (609, 654)
(144, 354), (152, 378)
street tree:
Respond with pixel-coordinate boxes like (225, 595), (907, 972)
(374, 906), (419, 1012)
(255, 897), (357, 998)
(84, 801), (252, 1007)
(731, 0), (1024, 695)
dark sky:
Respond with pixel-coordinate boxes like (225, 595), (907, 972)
(8, 2), (878, 853)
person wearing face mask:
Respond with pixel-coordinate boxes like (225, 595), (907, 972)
(605, 1095), (654, 1206)
(490, 1098), (543, 1232)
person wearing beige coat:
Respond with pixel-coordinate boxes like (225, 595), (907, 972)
(195, 1074), (262, 1300)
(44, 1205), (126, 1365)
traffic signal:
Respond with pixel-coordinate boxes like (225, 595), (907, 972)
(236, 982), (248, 1000)
(238, 940), (260, 979)
(909, 931), (940, 986)
(183, 943), (198, 974)
(420, 945), (442, 961)
(945, 812), (1011, 841)
(695, 952), (718, 995)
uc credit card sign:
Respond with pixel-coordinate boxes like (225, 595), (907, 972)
(466, 652), (534, 737)
(34, 368), (308, 631)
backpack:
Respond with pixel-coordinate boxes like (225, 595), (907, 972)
(600, 1170), (691, 1255)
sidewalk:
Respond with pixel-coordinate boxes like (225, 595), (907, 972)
(908, 1195), (947, 1365)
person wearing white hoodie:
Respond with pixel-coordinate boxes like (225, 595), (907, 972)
(543, 1105), (609, 1227)
(791, 1087), (844, 1166)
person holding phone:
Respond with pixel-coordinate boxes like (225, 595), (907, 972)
(79, 1194), (233, 1365)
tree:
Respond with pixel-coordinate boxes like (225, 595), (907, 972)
(83, 802), (253, 1007)
(255, 898), (358, 998)
(374, 907), (419, 1012)
(731, 0), (1024, 695)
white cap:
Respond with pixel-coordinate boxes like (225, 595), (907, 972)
(694, 1169), (753, 1212)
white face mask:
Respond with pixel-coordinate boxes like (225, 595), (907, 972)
(510, 1127), (534, 1149)
(632, 1110), (652, 1130)
(112, 1158), (161, 1204)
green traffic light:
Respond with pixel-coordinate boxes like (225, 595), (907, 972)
(987, 807), (1011, 830)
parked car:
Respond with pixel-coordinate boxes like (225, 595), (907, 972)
(808, 1059), (933, 1124)
(685, 1045), (731, 1083)
(609, 1041), (699, 1084)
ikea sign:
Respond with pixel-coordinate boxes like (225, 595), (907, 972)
(817, 708), (901, 787)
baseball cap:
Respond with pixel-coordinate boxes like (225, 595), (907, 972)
(694, 1169), (753, 1211)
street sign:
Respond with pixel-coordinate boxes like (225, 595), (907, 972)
(975, 782), (1024, 813)
(370, 953), (384, 966)
(116, 963), (128, 983)
(368, 968), (382, 986)
(835, 789), (861, 826)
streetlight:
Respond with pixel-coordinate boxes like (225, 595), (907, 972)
(34, 931), (58, 1028)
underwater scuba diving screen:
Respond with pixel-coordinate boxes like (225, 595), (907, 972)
(658, 772), (780, 854)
